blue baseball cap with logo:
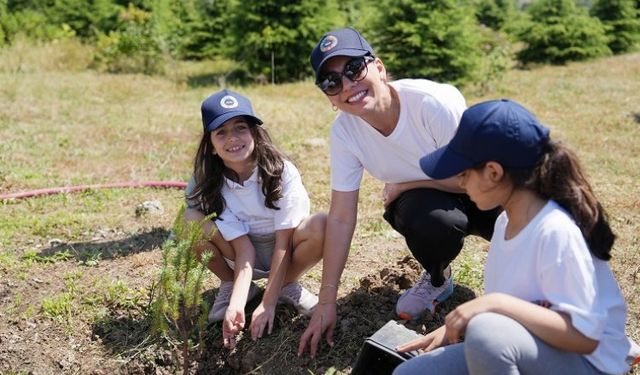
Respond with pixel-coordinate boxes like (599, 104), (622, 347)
(420, 99), (551, 179)
(310, 27), (374, 82)
(201, 89), (263, 132)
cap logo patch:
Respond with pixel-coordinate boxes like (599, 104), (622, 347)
(220, 95), (239, 109)
(320, 35), (338, 52)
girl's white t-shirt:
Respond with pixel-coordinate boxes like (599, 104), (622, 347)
(329, 79), (466, 191)
(485, 200), (630, 374)
(186, 159), (310, 241)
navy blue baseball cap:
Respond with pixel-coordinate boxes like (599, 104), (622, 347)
(201, 89), (263, 132)
(310, 27), (374, 82)
(420, 99), (551, 179)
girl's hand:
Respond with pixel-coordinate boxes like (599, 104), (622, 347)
(444, 294), (499, 344)
(249, 302), (276, 341)
(222, 307), (246, 349)
(396, 325), (447, 353)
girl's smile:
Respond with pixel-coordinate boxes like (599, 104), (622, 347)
(210, 117), (256, 178)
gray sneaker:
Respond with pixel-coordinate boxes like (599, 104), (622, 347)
(278, 282), (318, 317)
(396, 270), (454, 321)
(208, 280), (259, 323)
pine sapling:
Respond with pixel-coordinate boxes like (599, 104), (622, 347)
(151, 206), (215, 375)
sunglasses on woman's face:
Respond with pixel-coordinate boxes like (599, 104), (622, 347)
(316, 55), (375, 96)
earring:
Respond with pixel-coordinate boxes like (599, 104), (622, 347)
(332, 105), (338, 112)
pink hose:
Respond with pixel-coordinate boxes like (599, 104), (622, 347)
(0, 181), (187, 200)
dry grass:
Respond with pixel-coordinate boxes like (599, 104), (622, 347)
(0, 40), (638, 374)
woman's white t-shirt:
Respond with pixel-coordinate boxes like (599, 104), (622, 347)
(485, 200), (629, 374)
(330, 79), (466, 192)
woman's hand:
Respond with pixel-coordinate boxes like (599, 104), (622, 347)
(382, 183), (404, 207)
(298, 302), (337, 358)
(249, 302), (276, 341)
(222, 306), (246, 349)
(396, 325), (447, 353)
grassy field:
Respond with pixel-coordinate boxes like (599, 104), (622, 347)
(0, 40), (639, 374)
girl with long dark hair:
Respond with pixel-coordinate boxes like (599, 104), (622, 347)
(394, 99), (631, 374)
(185, 89), (326, 349)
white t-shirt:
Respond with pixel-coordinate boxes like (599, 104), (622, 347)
(330, 79), (466, 191)
(186, 160), (310, 241)
(485, 200), (629, 374)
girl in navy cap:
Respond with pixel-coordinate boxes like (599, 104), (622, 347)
(394, 99), (632, 374)
(301, 27), (501, 357)
(184, 89), (326, 349)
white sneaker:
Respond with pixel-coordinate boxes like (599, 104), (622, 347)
(396, 270), (454, 321)
(208, 280), (259, 323)
(278, 282), (318, 317)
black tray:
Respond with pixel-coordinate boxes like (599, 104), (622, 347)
(351, 320), (422, 375)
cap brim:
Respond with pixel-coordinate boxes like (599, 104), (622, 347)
(420, 145), (475, 179)
(205, 112), (263, 132)
(315, 49), (370, 81)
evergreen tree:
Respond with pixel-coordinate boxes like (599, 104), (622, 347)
(178, 0), (232, 60)
(224, 0), (340, 83)
(591, 0), (640, 53)
(516, 0), (611, 64)
(151, 206), (212, 375)
(372, 0), (483, 87)
(46, 0), (122, 38)
(475, 0), (516, 31)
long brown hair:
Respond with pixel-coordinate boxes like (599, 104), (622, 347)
(506, 140), (615, 260)
(187, 119), (287, 217)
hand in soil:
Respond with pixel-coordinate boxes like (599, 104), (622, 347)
(250, 302), (275, 340)
(298, 302), (337, 358)
(223, 308), (246, 349)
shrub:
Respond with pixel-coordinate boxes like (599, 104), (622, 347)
(93, 4), (164, 74)
(0, 9), (64, 42)
(474, 27), (515, 94)
(516, 0), (611, 64)
(591, 0), (640, 53)
(474, 0), (515, 31)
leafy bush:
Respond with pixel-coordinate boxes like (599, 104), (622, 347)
(93, 4), (164, 74)
(474, 27), (514, 94)
(46, 0), (122, 39)
(372, 0), (485, 87)
(591, 0), (640, 53)
(0, 9), (65, 42)
(516, 0), (611, 64)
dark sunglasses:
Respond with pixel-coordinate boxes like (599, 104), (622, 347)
(316, 55), (375, 96)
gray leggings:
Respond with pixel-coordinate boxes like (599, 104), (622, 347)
(393, 312), (606, 375)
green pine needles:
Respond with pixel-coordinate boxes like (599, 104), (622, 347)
(151, 205), (214, 375)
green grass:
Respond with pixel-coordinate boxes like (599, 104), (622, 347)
(0, 40), (638, 374)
